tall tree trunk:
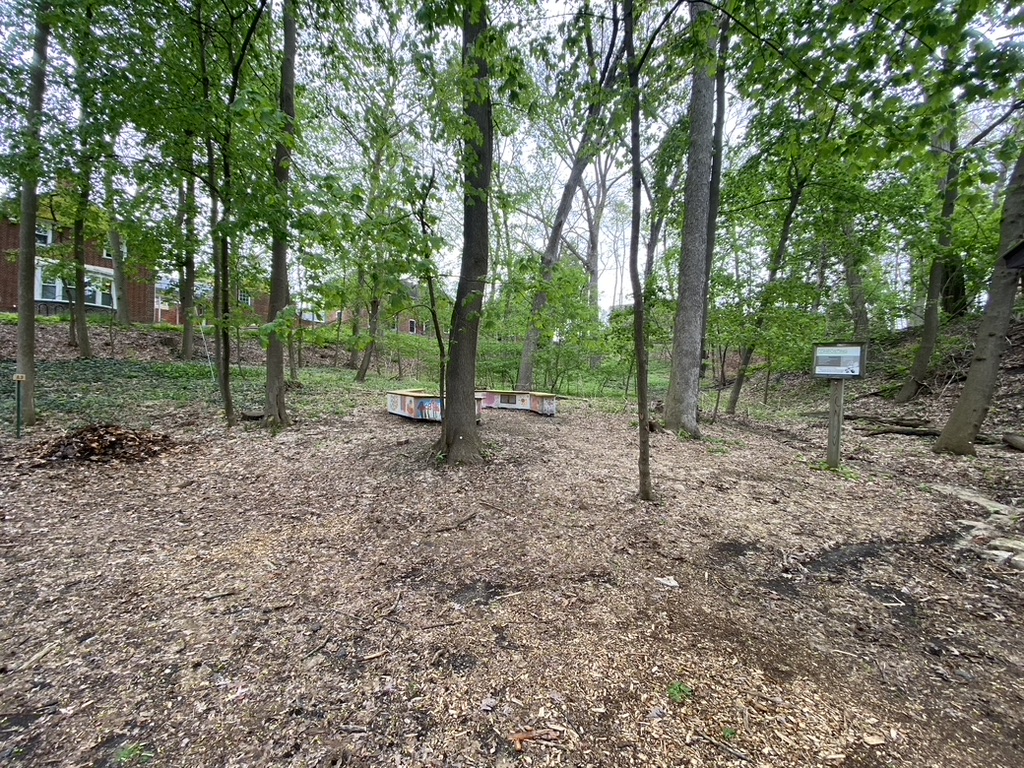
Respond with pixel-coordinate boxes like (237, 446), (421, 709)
(179, 172), (197, 359)
(624, 0), (652, 499)
(842, 226), (870, 340)
(897, 129), (960, 402)
(725, 171), (806, 414)
(436, 0), (492, 465)
(355, 297), (380, 382)
(71, 199), (92, 356)
(17, 5), (51, 428)
(934, 145), (1024, 454)
(264, 0), (295, 428)
(102, 153), (131, 324)
(896, 258), (945, 402)
(517, 148), (592, 391)
(898, 122), (960, 401)
(665, 1), (716, 437)
(426, 273), (447, 402)
(517, 8), (621, 391)
(699, 16), (730, 374)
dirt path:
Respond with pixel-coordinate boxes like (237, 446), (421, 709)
(1, 398), (1022, 767)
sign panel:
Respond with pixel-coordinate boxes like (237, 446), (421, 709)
(813, 343), (865, 379)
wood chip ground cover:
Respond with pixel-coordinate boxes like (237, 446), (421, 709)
(1, 392), (1022, 767)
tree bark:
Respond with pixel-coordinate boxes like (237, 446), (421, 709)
(71, 200), (92, 356)
(934, 145), (1024, 454)
(699, 16), (730, 376)
(436, 1), (492, 465)
(17, 5), (51, 428)
(624, 0), (652, 500)
(179, 172), (197, 359)
(665, 1), (716, 437)
(896, 257), (945, 403)
(516, 147), (593, 391)
(842, 225), (870, 341)
(355, 296), (380, 383)
(101, 153), (131, 325)
(725, 169), (807, 414)
(264, 0), (295, 429)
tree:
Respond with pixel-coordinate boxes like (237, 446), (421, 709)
(664, 1), (716, 437)
(933, 142), (1023, 455)
(264, 0), (296, 428)
(435, 0), (493, 465)
(624, 0), (652, 499)
(16, 0), (51, 428)
(516, 0), (623, 391)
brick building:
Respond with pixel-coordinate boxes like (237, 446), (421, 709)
(0, 216), (154, 323)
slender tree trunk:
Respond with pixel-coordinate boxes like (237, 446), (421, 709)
(665, 1), (716, 437)
(624, 0), (652, 500)
(17, 5), (51, 428)
(517, 150), (592, 390)
(348, 310), (361, 368)
(264, 0), (295, 428)
(355, 297), (380, 382)
(934, 145), (1024, 454)
(71, 202), (91, 356)
(725, 170), (807, 414)
(517, 11), (622, 391)
(842, 225), (870, 340)
(699, 16), (730, 374)
(102, 153), (131, 325)
(436, 1), (492, 465)
(897, 123), (959, 402)
(179, 172), (197, 359)
(896, 258), (945, 402)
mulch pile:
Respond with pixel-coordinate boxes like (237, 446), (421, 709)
(26, 424), (173, 465)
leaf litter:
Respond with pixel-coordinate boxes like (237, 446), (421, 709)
(0, 388), (1022, 767)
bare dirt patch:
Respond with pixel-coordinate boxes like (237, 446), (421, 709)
(2, 394), (1022, 766)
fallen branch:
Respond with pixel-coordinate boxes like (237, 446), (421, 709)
(431, 511), (478, 533)
(509, 729), (561, 751)
(417, 620), (467, 631)
(1003, 433), (1024, 452)
(864, 427), (1000, 444)
(695, 734), (752, 762)
(200, 589), (240, 601)
(845, 413), (930, 428)
(864, 426), (940, 437)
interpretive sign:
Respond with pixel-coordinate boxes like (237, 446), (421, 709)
(813, 343), (865, 379)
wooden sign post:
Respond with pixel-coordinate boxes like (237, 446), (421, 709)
(13, 374), (25, 439)
(827, 379), (844, 468)
(812, 343), (866, 469)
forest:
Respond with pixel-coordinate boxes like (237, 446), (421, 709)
(3, 0), (1022, 473)
(1, 1), (1023, 766)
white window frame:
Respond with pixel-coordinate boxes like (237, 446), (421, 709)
(102, 239), (127, 261)
(236, 289), (254, 307)
(35, 221), (54, 246)
(408, 319), (417, 334)
(35, 261), (117, 310)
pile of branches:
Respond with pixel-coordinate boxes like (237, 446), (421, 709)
(29, 424), (174, 465)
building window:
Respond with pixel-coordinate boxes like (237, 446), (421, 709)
(102, 240), (127, 261)
(236, 289), (253, 307)
(36, 263), (116, 309)
(40, 266), (59, 300)
(35, 222), (53, 246)
(408, 319), (417, 334)
(500, 393), (517, 405)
